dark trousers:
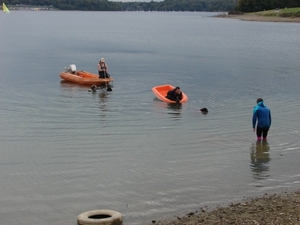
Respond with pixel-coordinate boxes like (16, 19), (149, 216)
(98, 71), (109, 78)
(256, 126), (269, 138)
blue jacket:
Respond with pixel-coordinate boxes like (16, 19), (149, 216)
(252, 101), (271, 129)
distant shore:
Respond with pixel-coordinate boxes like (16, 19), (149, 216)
(152, 189), (300, 225)
(215, 13), (300, 23)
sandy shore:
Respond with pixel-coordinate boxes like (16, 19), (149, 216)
(216, 14), (300, 23)
(150, 190), (300, 225)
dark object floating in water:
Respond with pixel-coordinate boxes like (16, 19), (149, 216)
(88, 84), (98, 92)
(200, 108), (208, 114)
(88, 84), (112, 92)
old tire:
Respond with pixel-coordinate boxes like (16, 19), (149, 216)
(77, 210), (122, 225)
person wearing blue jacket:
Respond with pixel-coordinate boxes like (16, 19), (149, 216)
(252, 98), (271, 141)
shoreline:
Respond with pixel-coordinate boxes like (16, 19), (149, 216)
(151, 189), (300, 225)
(215, 14), (300, 23)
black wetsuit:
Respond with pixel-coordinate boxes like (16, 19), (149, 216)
(166, 89), (182, 102)
(98, 63), (110, 78)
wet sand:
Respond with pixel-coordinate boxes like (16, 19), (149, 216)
(216, 14), (300, 23)
(150, 190), (300, 225)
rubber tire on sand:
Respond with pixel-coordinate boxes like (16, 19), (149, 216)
(77, 210), (122, 225)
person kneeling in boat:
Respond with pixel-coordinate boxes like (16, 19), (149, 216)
(98, 58), (110, 78)
(166, 86), (183, 103)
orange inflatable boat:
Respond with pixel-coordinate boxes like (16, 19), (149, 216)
(152, 84), (188, 103)
(59, 70), (113, 86)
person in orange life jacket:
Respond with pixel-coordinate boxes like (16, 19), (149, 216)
(166, 86), (183, 103)
(98, 58), (110, 78)
(252, 98), (271, 141)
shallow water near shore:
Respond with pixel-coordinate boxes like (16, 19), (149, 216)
(0, 11), (299, 225)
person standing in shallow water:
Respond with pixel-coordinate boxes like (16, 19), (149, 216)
(252, 98), (271, 141)
(98, 58), (109, 78)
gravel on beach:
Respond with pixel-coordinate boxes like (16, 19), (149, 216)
(150, 190), (300, 225)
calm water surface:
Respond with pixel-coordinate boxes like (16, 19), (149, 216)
(0, 11), (299, 225)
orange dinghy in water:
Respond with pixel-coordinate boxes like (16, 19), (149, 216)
(152, 84), (188, 103)
(59, 65), (113, 86)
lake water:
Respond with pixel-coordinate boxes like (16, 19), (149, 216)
(0, 11), (299, 225)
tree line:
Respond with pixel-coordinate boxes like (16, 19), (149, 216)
(4, 0), (237, 12)
(122, 0), (237, 11)
(4, 0), (300, 12)
(236, 0), (300, 12)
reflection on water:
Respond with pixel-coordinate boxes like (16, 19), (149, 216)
(167, 103), (182, 120)
(97, 91), (109, 121)
(98, 91), (108, 102)
(97, 83), (114, 90)
(60, 82), (113, 91)
(60, 80), (88, 90)
(152, 99), (182, 120)
(167, 103), (182, 111)
(250, 141), (271, 180)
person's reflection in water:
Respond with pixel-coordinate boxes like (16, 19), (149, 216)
(167, 103), (182, 110)
(167, 103), (182, 120)
(250, 140), (271, 180)
(99, 92), (108, 102)
(97, 90), (109, 121)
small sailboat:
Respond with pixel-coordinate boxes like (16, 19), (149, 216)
(3, 3), (10, 13)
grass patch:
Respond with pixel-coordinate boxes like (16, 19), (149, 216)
(249, 7), (300, 17)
